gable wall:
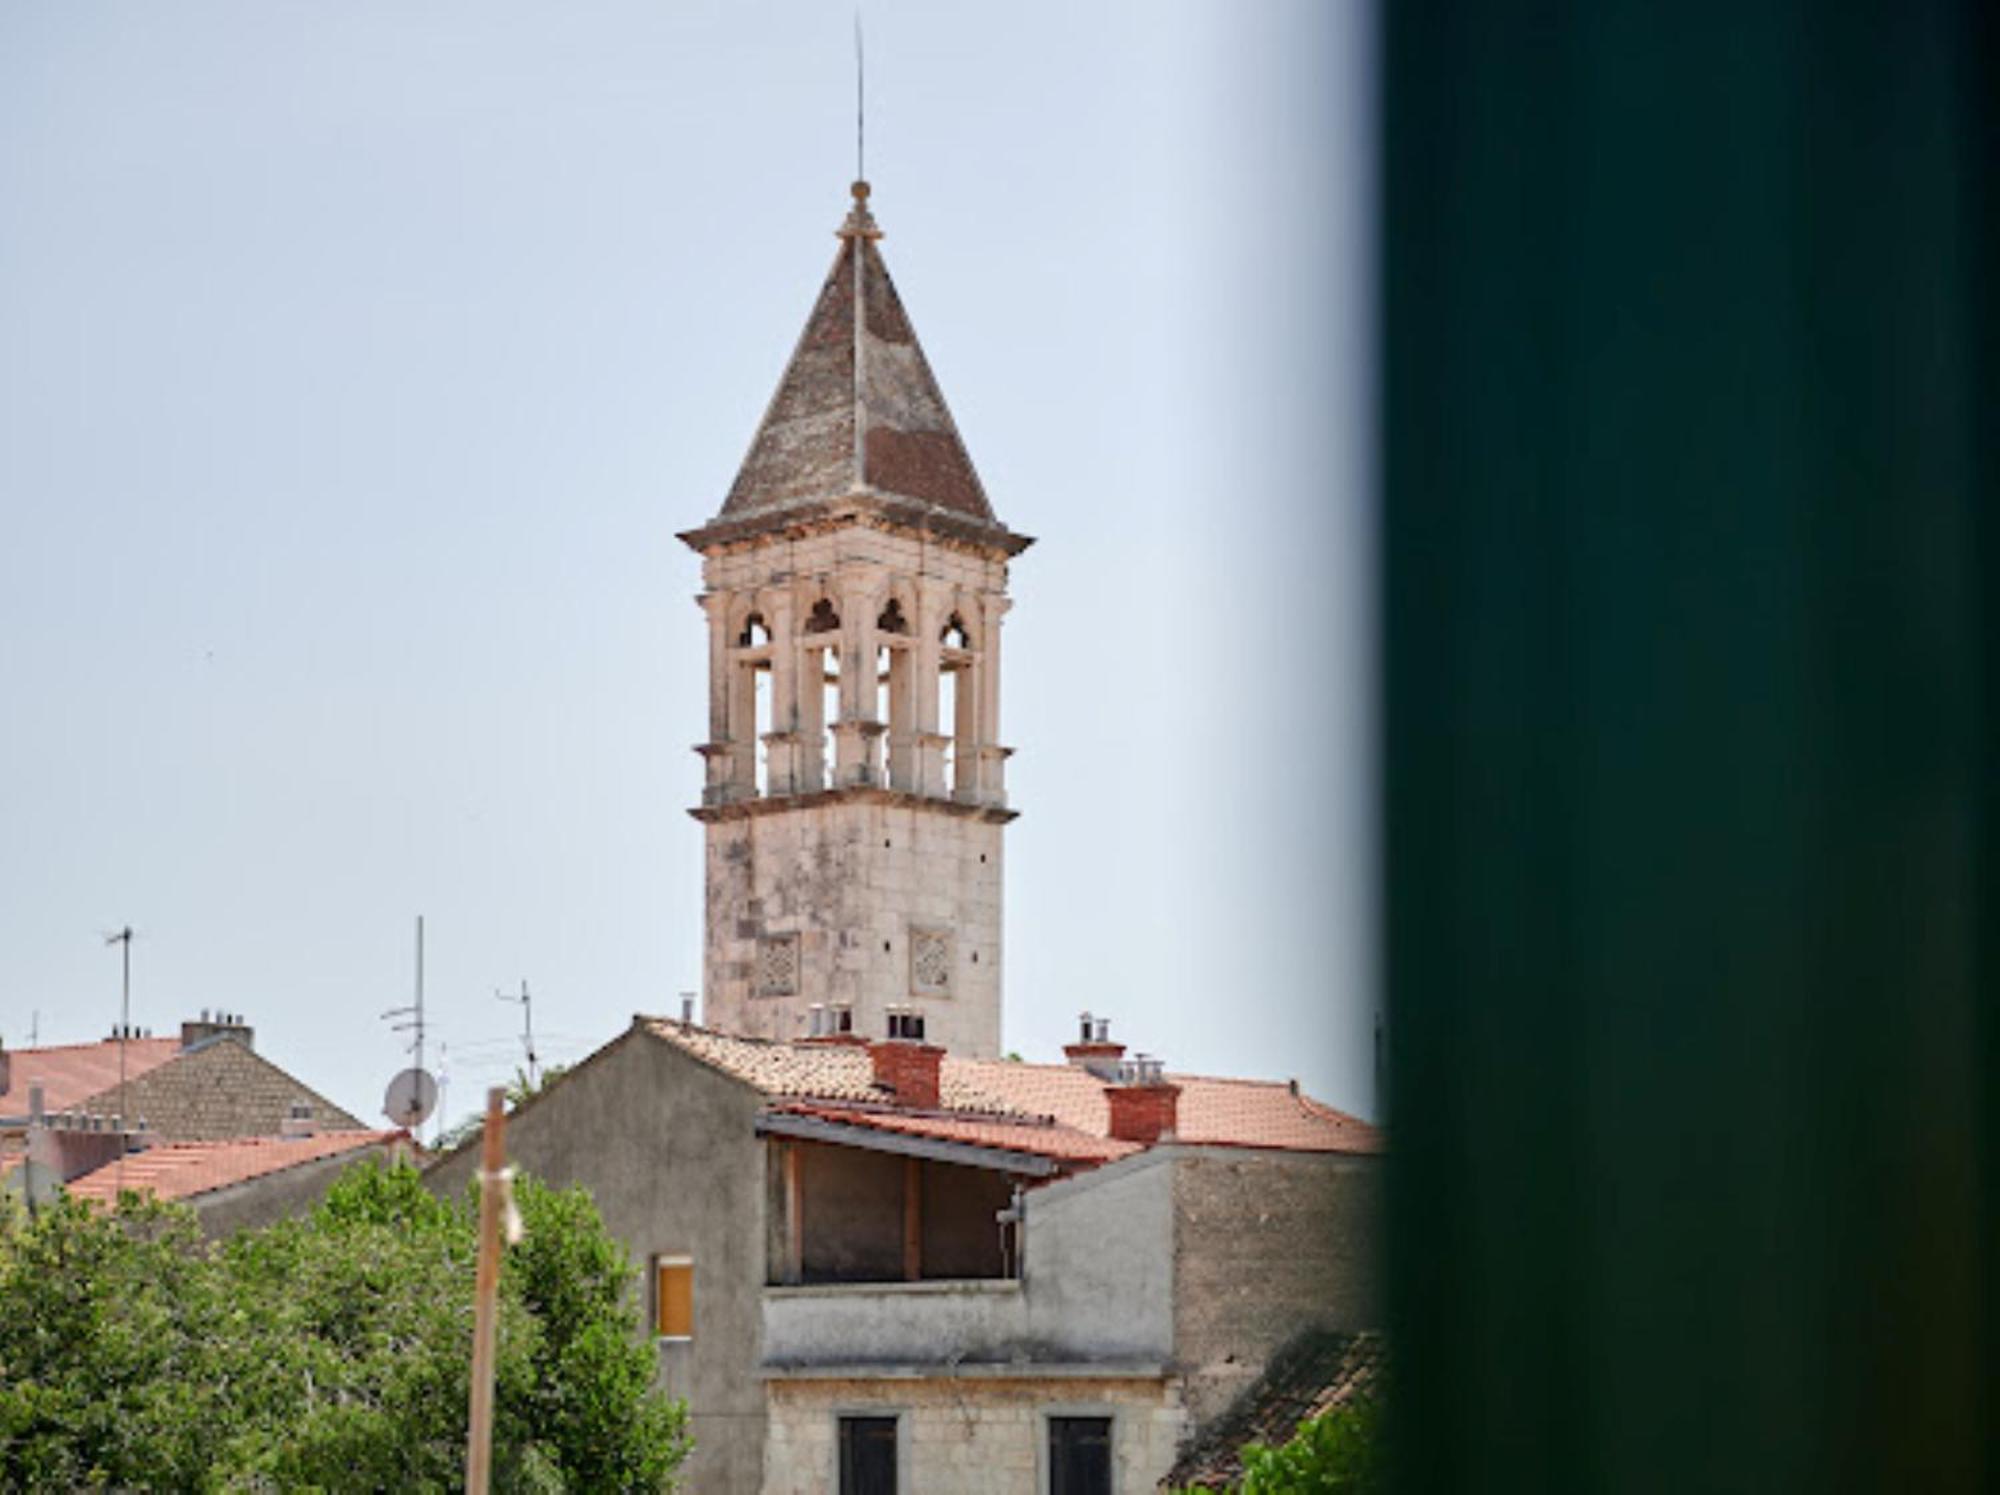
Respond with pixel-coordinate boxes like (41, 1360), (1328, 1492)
(425, 1027), (771, 1495)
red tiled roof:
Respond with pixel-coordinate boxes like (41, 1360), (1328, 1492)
(771, 1101), (1141, 1165)
(2, 1037), (182, 1115)
(64, 1130), (405, 1206)
(945, 1058), (1381, 1154)
(643, 1022), (1382, 1156)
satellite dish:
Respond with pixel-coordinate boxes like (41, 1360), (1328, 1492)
(383, 1068), (439, 1128)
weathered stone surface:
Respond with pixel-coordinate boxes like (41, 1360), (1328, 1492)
(717, 195), (998, 528)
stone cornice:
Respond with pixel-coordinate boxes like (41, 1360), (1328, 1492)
(678, 489), (1035, 562)
(689, 784), (1018, 826)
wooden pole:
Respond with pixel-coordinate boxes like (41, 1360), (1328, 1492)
(465, 1086), (506, 1494)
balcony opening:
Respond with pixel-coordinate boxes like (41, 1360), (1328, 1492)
(769, 1138), (1019, 1286)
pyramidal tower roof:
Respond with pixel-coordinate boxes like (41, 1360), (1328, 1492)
(685, 183), (1027, 554)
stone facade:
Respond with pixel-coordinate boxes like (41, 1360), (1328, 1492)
(685, 434), (1020, 1061)
(1172, 1150), (1383, 1429)
(762, 1375), (1185, 1495)
(700, 795), (1005, 1054)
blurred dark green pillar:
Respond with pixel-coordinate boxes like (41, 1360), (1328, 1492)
(1382, 5), (1994, 1491)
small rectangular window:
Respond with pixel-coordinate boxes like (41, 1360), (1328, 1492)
(838, 1415), (898, 1495)
(655, 1256), (693, 1340)
(1049, 1416), (1112, 1495)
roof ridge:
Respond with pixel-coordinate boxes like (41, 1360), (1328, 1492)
(11, 1034), (177, 1055)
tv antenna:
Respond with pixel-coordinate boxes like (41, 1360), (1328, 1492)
(495, 979), (538, 1089)
(380, 915), (436, 1128)
(102, 926), (135, 1195)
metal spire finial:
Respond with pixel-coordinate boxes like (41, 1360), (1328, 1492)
(839, 12), (880, 240)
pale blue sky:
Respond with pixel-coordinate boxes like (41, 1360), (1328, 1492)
(0, 1), (1376, 1130)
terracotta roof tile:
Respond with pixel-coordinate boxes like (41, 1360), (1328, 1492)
(642, 1023), (1028, 1116)
(81, 1037), (365, 1141)
(642, 1022), (1382, 1156)
(2, 1037), (182, 1115)
(64, 1130), (406, 1206)
(1161, 1328), (1386, 1489)
(770, 1101), (1140, 1164)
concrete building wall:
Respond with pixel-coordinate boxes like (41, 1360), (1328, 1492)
(425, 1028), (771, 1495)
(762, 1374), (1184, 1495)
(702, 798), (1004, 1055)
(1021, 1152), (1177, 1366)
(1170, 1148), (1383, 1428)
(763, 1279), (1029, 1368)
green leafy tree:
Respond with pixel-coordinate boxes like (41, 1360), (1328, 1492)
(1171, 1400), (1385, 1495)
(1235, 1400), (1384, 1494)
(0, 1161), (688, 1491)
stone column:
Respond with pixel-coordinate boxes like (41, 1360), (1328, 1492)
(885, 643), (916, 790)
(974, 595), (1011, 807)
(912, 584), (949, 797)
(797, 597), (828, 793)
(831, 582), (883, 787)
(763, 592), (802, 795)
(697, 591), (753, 804)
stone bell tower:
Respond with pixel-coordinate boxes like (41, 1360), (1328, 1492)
(680, 183), (1031, 1058)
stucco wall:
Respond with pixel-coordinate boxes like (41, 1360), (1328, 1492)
(1170, 1148), (1383, 1427)
(424, 1027), (770, 1495)
(762, 1374), (1184, 1495)
(1021, 1152), (1177, 1366)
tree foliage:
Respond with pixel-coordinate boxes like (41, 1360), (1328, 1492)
(0, 1162), (688, 1491)
(1235, 1400), (1384, 1494)
(1173, 1399), (1385, 1495)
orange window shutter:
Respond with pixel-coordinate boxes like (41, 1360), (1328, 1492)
(657, 1260), (693, 1338)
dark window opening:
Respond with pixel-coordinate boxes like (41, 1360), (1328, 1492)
(806, 598), (841, 634)
(839, 1415), (898, 1495)
(738, 613), (770, 647)
(941, 613), (970, 648)
(1049, 1417), (1112, 1495)
(876, 598), (909, 634)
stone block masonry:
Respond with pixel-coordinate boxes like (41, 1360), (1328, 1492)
(762, 1375), (1185, 1495)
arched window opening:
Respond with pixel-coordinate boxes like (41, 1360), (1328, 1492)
(876, 598), (909, 635)
(938, 662), (959, 795)
(820, 645), (840, 790)
(806, 598), (841, 635)
(941, 613), (970, 649)
(738, 613), (770, 647)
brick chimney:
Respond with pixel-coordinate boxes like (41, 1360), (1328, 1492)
(181, 1009), (254, 1052)
(1106, 1057), (1180, 1145)
(1064, 1012), (1126, 1080)
(870, 1039), (943, 1110)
